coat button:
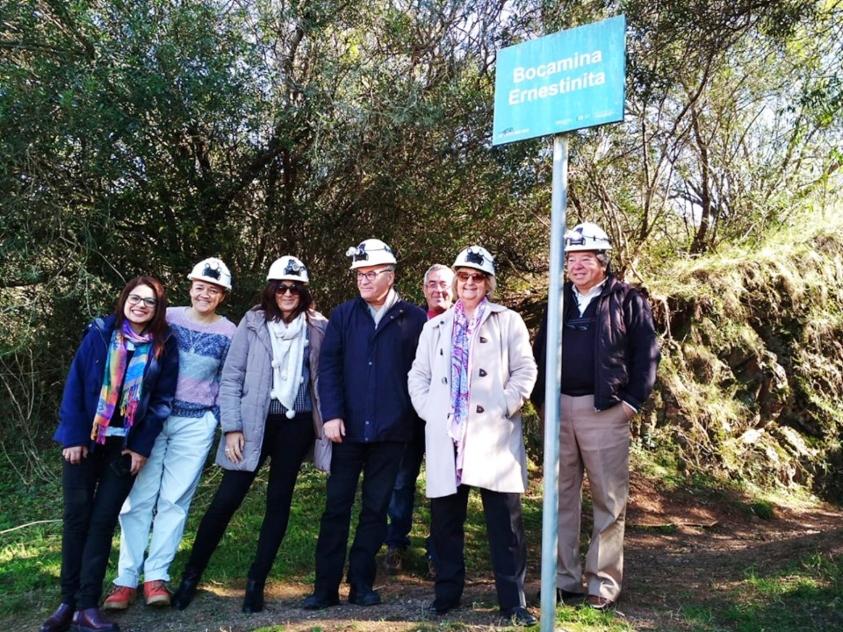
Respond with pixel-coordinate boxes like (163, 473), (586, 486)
(441, 377), (447, 384)
(476, 405), (485, 413)
(479, 336), (488, 343)
(478, 369), (487, 377)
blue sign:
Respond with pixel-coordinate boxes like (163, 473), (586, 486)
(493, 15), (626, 145)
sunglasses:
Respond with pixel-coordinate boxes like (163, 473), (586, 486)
(456, 271), (486, 283)
(275, 284), (302, 296)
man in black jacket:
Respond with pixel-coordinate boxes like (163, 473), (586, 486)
(531, 222), (659, 611)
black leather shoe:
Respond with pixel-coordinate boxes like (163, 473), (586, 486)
(557, 589), (586, 605)
(500, 606), (537, 627)
(40, 603), (74, 632)
(242, 578), (265, 614)
(171, 568), (202, 611)
(348, 587), (381, 606)
(70, 608), (120, 632)
(427, 599), (459, 615)
(301, 592), (340, 610)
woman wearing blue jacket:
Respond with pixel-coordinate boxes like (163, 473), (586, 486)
(40, 276), (179, 632)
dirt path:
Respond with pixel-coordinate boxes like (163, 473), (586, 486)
(16, 475), (843, 631)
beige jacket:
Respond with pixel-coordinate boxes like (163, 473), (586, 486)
(408, 302), (537, 497)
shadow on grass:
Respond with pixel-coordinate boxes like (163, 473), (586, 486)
(680, 552), (843, 632)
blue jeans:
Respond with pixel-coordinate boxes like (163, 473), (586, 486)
(385, 434), (424, 550)
(386, 434), (438, 564)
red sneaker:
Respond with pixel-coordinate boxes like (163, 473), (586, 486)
(144, 580), (172, 607)
(102, 585), (136, 610)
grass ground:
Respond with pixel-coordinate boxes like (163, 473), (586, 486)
(1, 448), (841, 631)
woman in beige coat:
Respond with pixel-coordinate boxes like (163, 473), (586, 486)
(407, 246), (537, 627)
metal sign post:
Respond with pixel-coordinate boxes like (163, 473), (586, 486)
(491, 15), (626, 630)
(539, 134), (568, 631)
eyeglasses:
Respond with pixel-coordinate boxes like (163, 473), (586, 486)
(275, 284), (302, 296)
(356, 269), (393, 282)
(127, 294), (157, 308)
(456, 271), (486, 283)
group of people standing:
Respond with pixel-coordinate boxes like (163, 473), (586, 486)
(42, 223), (659, 632)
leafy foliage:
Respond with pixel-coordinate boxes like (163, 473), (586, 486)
(1, 1), (841, 487)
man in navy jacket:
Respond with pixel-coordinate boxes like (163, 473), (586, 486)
(303, 239), (426, 609)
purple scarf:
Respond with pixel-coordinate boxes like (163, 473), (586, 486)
(449, 298), (487, 485)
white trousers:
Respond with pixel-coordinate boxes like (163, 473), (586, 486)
(114, 411), (217, 586)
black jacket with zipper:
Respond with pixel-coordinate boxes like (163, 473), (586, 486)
(531, 275), (659, 411)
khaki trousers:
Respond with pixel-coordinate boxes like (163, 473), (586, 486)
(557, 394), (630, 601)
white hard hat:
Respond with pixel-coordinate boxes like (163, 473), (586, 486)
(453, 245), (495, 276)
(267, 255), (309, 283)
(345, 239), (397, 270)
(564, 222), (612, 252)
(187, 257), (232, 290)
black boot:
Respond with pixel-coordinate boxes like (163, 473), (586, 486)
(171, 568), (202, 611)
(39, 603), (74, 632)
(242, 578), (265, 614)
(70, 608), (119, 631)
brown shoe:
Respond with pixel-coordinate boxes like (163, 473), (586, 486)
(143, 580), (171, 607)
(102, 585), (136, 611)
(385, 546), (403, 574)
(586, 594), (616, 610)
(427, 557), (437, 581)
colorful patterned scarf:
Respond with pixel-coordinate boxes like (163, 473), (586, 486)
(91, 321), (154, 444)
(449, 297), (487, 485)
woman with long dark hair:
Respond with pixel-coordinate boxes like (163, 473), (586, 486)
(41, 276), (179, 632)
(172, 255), (331, 613)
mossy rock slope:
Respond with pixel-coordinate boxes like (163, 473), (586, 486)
(645, 216), (843, 500)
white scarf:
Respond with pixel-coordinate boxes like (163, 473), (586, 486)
(267, 313), (307, 419)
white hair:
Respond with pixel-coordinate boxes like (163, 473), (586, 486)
(423, 263), (454, 285)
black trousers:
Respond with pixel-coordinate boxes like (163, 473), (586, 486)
(185, 412), (314, 582)
(430, 485), (527, 611)
(61, 438), (136, 609)
(313, 440), (405, 597)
